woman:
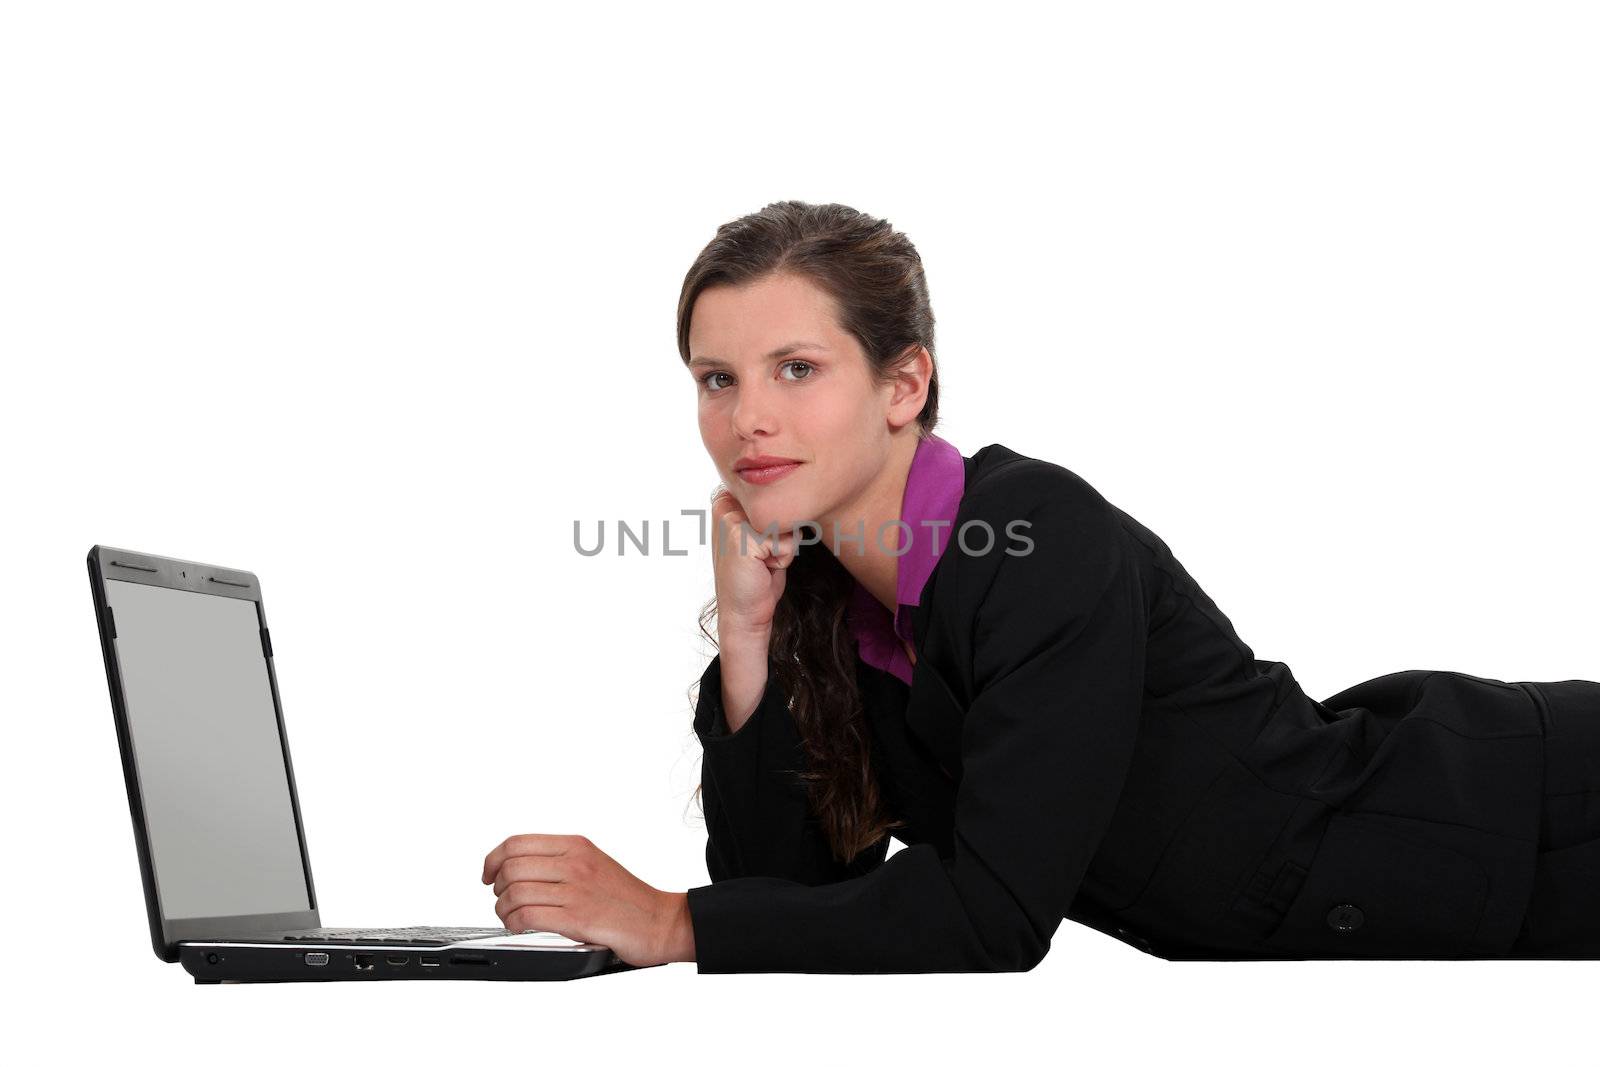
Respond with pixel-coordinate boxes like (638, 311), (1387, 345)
(482, 201), (1600, 972)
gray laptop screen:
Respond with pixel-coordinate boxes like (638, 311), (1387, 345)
(104, 578), (311, 920)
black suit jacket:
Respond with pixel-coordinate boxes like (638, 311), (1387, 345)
(685, 443), (1546, 972)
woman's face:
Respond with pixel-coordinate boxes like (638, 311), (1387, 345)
(687, 272), (917, 540)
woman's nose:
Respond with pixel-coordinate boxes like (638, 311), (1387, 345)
(730, 386), (778, 439)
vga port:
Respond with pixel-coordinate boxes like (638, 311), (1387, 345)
(304, 951), (330, 967)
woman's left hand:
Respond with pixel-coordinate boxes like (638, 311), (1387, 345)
(481, 833), (694, 968)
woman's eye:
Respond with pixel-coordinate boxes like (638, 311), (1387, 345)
(699, 362), (813, 393)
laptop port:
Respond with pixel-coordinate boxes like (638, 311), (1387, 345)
(304, 952), (330, 967)
(449, 954), (491, 967)
(385, 955), (409, 967)
(353, 954), (376, 971)
(420, 955), (443, 967)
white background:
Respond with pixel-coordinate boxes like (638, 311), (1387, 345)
(3, 0), (1595, 1062)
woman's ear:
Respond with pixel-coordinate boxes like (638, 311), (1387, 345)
(885, 344), (934, 431)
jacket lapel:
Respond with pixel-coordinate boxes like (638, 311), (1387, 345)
(900, 446), (1017, 782)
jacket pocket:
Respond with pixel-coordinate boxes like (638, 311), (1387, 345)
(1259, 811), (1491, 958)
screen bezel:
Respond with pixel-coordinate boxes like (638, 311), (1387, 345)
(87, 545), (320, 962)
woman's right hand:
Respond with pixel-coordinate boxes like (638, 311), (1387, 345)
(710, 484), (799, 637)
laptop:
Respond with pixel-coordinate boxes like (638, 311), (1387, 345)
(87, 545), (640, 983)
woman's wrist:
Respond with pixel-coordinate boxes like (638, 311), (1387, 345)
(717, 626), (772, 732)
(658, 891), (696, 964)
(718, 621), (771, 656)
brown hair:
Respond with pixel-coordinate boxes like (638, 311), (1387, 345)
(678, 201), (940, 865)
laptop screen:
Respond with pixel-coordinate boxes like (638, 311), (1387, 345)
(104, 578), (311, 920)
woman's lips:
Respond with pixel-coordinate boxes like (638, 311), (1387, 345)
(736, 461), (802, 485)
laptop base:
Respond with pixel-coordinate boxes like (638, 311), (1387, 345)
(180, 940), (646, 982)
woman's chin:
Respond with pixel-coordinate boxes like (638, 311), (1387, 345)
(741, 505), (814, 537)
(741, 510), (792, 535)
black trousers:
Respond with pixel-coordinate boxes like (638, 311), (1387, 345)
(1508, 679), (1600, 957)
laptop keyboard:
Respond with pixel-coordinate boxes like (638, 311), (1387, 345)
(280, 926), (543, 945)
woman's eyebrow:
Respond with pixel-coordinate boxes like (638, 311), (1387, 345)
(688, 341), (826, 371)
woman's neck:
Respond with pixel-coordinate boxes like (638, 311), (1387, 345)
(821, 432), (921, 615)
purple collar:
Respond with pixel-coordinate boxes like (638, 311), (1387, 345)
(845, 432), (966, 686)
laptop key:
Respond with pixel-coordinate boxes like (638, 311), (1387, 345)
(281, 926), (538, 944)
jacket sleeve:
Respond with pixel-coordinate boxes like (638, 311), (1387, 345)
(693, 653), (891, 887)
(685, 484), (1147, 972)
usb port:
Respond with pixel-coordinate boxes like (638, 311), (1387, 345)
(420, 955), (443, 967)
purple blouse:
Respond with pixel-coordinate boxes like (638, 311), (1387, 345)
(845, 432), (966, 686)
